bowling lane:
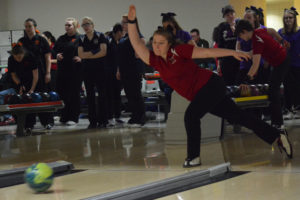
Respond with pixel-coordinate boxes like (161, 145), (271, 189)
(158, 171), (300, 200)
(0, 169), (185, 200)
(1, 118), (300, 199)
(220, 124), (300, 172)
(0, 121), (226, 172)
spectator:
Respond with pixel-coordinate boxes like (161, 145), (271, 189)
(117, 15), (146, 127)
(18, 18), (54, 130)
(78, 17), (108, 129)
(106, 23), (124, 127)
(54, 18), (82, 125)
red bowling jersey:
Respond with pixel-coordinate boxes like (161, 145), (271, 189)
(252, 29), (287, 67)
(149, 44), (213, 101)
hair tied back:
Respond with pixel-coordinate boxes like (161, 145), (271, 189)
(11, 42), (23, 48)
(161, 12), (176, 17)
(291, 7), (299, 15)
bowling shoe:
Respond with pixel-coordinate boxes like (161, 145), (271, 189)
(183, 157), (201, 168)
(277, 130), (293, 159)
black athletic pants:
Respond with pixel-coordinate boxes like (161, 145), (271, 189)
(121, 72), (145, 121)
(56, 62), (82, 123)
(106, 70), (122, 119)
(83, 65), (108, 125)
(283, 65), (300, 110)
(25, 72), (54, 129)
(184, 74), (281, 159)
(269, 56), (290, 126)
(50, 69), (57, 91)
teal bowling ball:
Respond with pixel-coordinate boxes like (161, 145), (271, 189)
(24, 163), (54, 193)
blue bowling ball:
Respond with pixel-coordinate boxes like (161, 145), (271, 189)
(31, 93), (42, 103)
(48, 91), (60, 101)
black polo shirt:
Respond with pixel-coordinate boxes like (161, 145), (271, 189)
(193, 39), (211, 67)
(196, 39), (209, 48)
(117, 33), (145, 75)
(106, 35), (119, 74)
(18, 34), (51, 74)
(8, 53), (38, 90)
(54, 33), (80, 68)
(78, 31), (108, 67)
(216, 20), (240, 63)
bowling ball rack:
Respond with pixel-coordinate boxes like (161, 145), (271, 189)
(0, 101), (64, 136)
(142, 73), (169, 122)
(233, 95), (270, 109)
(144, 72), (161, 80)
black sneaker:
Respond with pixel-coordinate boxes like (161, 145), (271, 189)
(277, 130), (293, 159)
(183, 157), (201, 168)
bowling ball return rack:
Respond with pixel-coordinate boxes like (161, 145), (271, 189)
(142, 73), (169, 122)
(220, 95), (270, 139)
(234, 95), (270, 109)
(143, 92), (169, 122)
(83, 163), (248, 200)
(0, 101), (64, 136)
